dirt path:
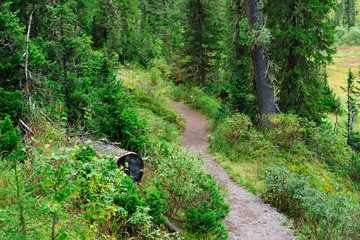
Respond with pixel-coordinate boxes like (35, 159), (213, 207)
(171, 101), (296, 240)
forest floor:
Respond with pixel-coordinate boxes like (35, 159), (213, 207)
(170, 101), (296, 240)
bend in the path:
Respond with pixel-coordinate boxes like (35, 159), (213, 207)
(171, 101), (296, 240)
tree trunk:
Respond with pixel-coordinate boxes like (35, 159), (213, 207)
(244, 0), (277, 122)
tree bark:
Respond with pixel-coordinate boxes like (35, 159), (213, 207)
(244, 0), (277, 122)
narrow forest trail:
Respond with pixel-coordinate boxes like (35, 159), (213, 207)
(170, 101), (296, 240)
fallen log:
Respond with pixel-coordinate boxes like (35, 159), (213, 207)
(164, 219), (181, 233)
(90, 140), (144, 182)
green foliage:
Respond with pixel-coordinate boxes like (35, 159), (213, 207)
(141, 188), (168, 225)
(262, 114), (316, 149)
(151, 150), (230, 239)
(0, 3), (25, 122)
(265, 0), (336, 123)
(342, 69), (359, 145)
(0, 88), (23, 122)
(322, 72), (342, 113)
(0, 2), (24, 91)
(219, 113), (253, 144)
(343, 27), (360, 46)
(223, 2), (257, 118)
(343, 0), (357, 28)
(264, 167), (360, 239)
(91, 77), (148, 152)
(30, 144), (169, 238)
(349, 131), (360, 152)
(186, 174), (229, 239)
(335, 26), (360, 46)
(181, 0), (222, 86)
(132, 89), (180, 124)
(0, 116), (24, 161)
(170, 84), (222, 118)
(0, 160), (51, 240)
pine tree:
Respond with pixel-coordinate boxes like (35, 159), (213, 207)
(224, 0), (258, 117)
(182, 0), (221, 87)
(343, 0), (356, 28)
(342, 69), (358, 145)
(0, 2), (25, 121)
(265, 0), (336, 123)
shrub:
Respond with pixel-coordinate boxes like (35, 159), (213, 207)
(170, 84), (222, 118)
(186, 173), (229, 239)
(0, 88), (23, 121)
(343, 27), (360, 46)
(151, 150), (230, 239)
(90, 78), (148, 152)
(0, 116), (24, 162)
(349, 131), (360, 152)
(262, 114), (316, 149)
(263, 167), (360, 239)
(32, 144), (169, 239)
(334, 26), (347, 45)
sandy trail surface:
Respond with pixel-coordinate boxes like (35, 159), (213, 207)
(170, 101), (296, 240)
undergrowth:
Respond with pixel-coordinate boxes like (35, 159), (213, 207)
(0, 61), (230, 239)
(209, 112), (360, 238)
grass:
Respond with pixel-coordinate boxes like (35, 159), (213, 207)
(326, 45), (360, 132)
(356, 0), (360, 26)
(327, 46), (360, 102)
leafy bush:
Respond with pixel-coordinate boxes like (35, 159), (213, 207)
(343, 27), (360, 46)
(221, 113), (253, 144)
(334, 26), (360, 46)
(262, 114), (316, 149)
(150, 150), (230, 239)
(186, 173), (229, 239)
(30, 144), (171, 239)
(263, 167), (360, 239)
(349, 131), (360, 152)
(334, 26), (348, 45)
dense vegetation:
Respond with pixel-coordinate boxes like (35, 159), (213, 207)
(2, 0), (360, 239)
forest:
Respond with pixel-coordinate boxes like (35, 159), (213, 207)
(1, 0), (360, 239)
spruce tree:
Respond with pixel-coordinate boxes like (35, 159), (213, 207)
(182, 0), (221, 87)
(224, 0), (258, 117)
(0, 2), (25, 121)
(343, 0), (356, 28)
(342, 69), (358, 145)
(265, 0), (336, 123)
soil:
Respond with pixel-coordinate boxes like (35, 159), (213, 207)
(170, 101), (296, 240)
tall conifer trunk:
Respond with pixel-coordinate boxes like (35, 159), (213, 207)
(244, 0), (277, 121)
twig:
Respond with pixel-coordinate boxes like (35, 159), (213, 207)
(19, 119), (34, 134)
